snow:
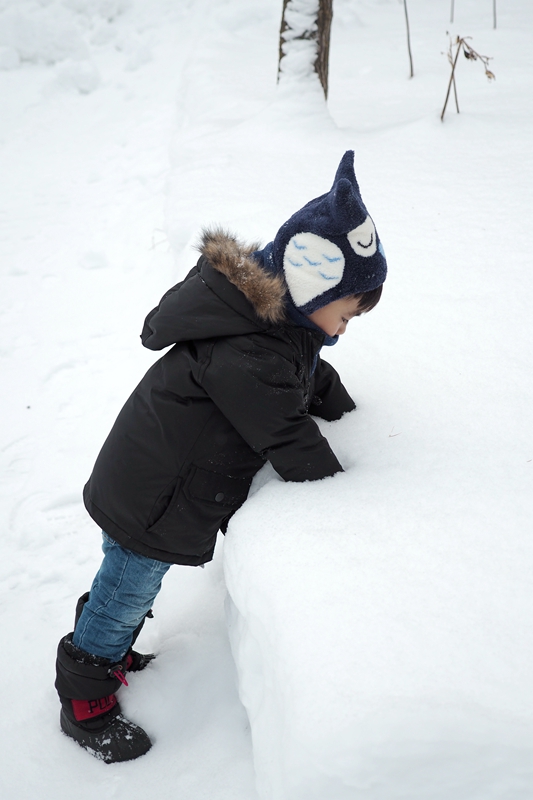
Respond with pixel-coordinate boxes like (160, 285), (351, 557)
(0, 0), (532, 798)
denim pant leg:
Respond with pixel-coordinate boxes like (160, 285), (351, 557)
(72, 532), (171, 662)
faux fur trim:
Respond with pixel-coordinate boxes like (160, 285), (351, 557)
(198, 227), (286, 324)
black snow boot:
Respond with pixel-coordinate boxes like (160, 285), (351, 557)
(59, 705), (152, 764)
(55, 635), (152, 763)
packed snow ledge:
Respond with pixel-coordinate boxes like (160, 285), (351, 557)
(224, 421), (533, 799)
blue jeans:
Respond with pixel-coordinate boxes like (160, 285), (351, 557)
(73, 532), (171, 662)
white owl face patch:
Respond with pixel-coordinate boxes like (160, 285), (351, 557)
(283, 233), (345, 307)
(347, 216), (377, 257)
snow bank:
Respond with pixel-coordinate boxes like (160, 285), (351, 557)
(225, 456), (533, 799)
(0, 0), (143, 77)
(0, 5), (87, 65)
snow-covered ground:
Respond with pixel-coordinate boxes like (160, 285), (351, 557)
(0, 1), (532, 798)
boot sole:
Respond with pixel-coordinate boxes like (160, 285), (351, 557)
(60, 709), (152, 763)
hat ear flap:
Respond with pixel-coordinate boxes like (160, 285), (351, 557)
(331, 150), (360, 193)
(328, 178), (361, 229)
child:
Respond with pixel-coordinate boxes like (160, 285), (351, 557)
(55, 150), (387, 762)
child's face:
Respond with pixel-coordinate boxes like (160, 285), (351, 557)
(308, 296), (362, 337)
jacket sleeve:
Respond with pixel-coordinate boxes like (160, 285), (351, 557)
(308, 357), (356, 421)
(201, 338), (343, 482)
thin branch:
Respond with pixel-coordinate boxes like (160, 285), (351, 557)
(461, 37), (496, 81)
(403, 0), (414, 78)
(441, 35), (495, 122)
(441, 36), (462, 121)
(452, 73), (459, 113)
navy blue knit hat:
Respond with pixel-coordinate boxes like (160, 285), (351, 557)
(271, 150), (387, 315)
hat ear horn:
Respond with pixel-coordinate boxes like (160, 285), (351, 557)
(328, 178), (361, 229)
(331, 150), (360, 193)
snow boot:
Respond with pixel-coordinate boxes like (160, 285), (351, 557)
(55, 635), (152, 763)
(59, 704), (152, 764)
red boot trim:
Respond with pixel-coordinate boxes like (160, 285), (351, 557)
(71, 694), (118, 721)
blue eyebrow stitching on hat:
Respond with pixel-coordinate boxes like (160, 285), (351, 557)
(322, 254), (342, 262)
(287, 258), (303, 267)
(319, 272), (340, 280)
(304, 256), (321, 266)
(293, 240), (307, 250)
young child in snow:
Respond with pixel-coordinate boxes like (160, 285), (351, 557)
(55, 150), (387, 762)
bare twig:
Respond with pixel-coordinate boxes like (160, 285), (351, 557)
(403, 0), (414, 78)
(441, 36), (462, 121)
(461, 37), (495, 81)
(493, 0), (497, 29)
(452, 72), (459, 113)
(441, 35), (495, 122)
(450, 0), (455, 24)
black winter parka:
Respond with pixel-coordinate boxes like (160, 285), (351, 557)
(83, 231), (355, 565)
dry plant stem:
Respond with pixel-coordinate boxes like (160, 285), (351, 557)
(441, 40), (462, 121)
(441, 36), (495, 122)
(461, 38), (495, 80)
(493, 0), (497, 29)
(450, 0), (454, 25)
(403, 0), (414, 78)
(452, 74), (459, 113)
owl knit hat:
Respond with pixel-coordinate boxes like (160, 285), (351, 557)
(262, 150), (387, 317)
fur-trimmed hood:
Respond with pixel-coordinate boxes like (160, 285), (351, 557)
(198, 228), (286, 324)
(141, 229), (287, 351)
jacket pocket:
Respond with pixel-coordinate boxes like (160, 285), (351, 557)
(144, 466), (251, 556)
(185, 465), (251, 508)
(146, 477), (183, 537)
